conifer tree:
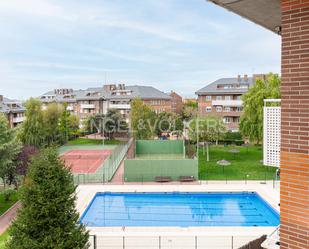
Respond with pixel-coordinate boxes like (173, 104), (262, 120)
(8, 148), (89, 249)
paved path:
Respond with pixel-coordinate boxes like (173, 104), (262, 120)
(110, 160), (124, 183)
(0, 201), (21, 234)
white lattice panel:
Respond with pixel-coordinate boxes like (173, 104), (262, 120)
(263, 106), (281, 167)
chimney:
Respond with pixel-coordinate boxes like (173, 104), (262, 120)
(0, 95), (3, 102)
(103, 84), (116, 92)
(237, 75), (241, 82)
(244, 74), (248, 82)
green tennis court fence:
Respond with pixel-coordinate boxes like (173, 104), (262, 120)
(124, 158), (198, 182)
(135, 140), (184, 155)
(73, 138), (134, 184)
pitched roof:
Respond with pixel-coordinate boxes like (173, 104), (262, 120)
(40, 89), (105, 102)
(0, 96), (25, 113)
(40, 85), (171, 102)
(195, 77), (254, 95)
(126, 85), (171, 100)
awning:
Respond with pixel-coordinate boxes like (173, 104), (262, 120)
(207, 0), (281, 34)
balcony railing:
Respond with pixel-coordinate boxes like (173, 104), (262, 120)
(13, 116), (25, 123)
(212, 100), (243, 107)
(81, 104), (95, 109)
(109, 103), (131, 109)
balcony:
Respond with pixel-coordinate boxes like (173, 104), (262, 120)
(109, 103), (131, 109)
(66, 105), (74, 111)
(212, 100), (243, 107)
(13, 116), (25, 123)
(81, 104), (95, 109)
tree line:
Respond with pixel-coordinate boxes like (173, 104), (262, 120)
(0, 98), (89, 248)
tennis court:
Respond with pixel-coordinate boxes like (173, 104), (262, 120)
(60, 149), (112, 174)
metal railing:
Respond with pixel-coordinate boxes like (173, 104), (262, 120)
(73, 138), (133, 184)
(88, 235), (266, 249)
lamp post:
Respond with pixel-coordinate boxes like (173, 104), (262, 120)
(102, 116), (105, 146)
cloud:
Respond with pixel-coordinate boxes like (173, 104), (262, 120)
(15, 61), (122, 73)
(0, 0), (281, 99)
(0, 0), (67, 19)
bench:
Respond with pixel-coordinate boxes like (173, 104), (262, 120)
(155, 176), (172, 182)
(179, 176), (196, 182)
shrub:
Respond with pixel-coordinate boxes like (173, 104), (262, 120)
(224, 131), (243, 141)
(3, 189), (16, 201)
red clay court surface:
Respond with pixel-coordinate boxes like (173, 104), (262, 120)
(60, 149), (112, 174)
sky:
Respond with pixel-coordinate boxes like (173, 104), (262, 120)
(0, 0), (281, 100)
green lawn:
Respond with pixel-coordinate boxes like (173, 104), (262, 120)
(0, 231), (9, 249)
(66, 138), (122, 145)
(0, 191), (18, 216)
(199, 145), (278, 180)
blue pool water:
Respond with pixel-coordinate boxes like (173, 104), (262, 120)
(80, 192), (279, 227)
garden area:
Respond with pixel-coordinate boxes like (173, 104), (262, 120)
(198, 145), (278, 181)
(0, 190), (18, 216)
(0, 231), (9, 249)
(0, 190), (19, 249)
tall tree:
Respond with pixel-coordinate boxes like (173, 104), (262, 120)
(43, 103), (62, 145)
(20, 98), (46, 147)
(240, 73), (281, 144)
(67, 114), (80, 139)
(104, 109), (128, 139)
(0, 113), (21, 188)
(59, 104), (80, 142)
(189, 116), (226, 145)
(15, 145), (39, 176)
(130, 98), (156, 139)
(8, 148), (89, 249)
(182, 100), (198, 121)
(155, 112), (184, 137)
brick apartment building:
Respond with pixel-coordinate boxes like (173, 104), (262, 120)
(40, 84), (173, 124)
(0, 94), (25, 128)
(209, 0), (309, 248)
(196, 74), (264, 131)
(169, 91), (184, 114)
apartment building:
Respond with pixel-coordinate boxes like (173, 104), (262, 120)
(39, 84), (172, 124)
(40, 88), (105, 122)
(196, 74), (263, 131)
(169, 91), (183, 114)
(0, 95), (25, 128)
(101, 84), (172, 119)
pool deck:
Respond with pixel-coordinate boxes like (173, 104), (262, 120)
(76, 182), (279, 248)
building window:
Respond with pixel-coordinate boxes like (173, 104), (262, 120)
(216, 96), (222, 100)
(225, 96), (231, 100)
(206, 96), (211, 101)
(224, 107), (231, 112)
(206, 107), (212, 112)
(235, 95), (241, 100)
(216, 106), (222, 112)
(224, 117), (231, 124)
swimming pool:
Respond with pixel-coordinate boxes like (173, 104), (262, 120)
(80, 192), (279, 227)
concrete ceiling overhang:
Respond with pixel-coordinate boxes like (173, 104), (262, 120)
(208, 0), (281, 34)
